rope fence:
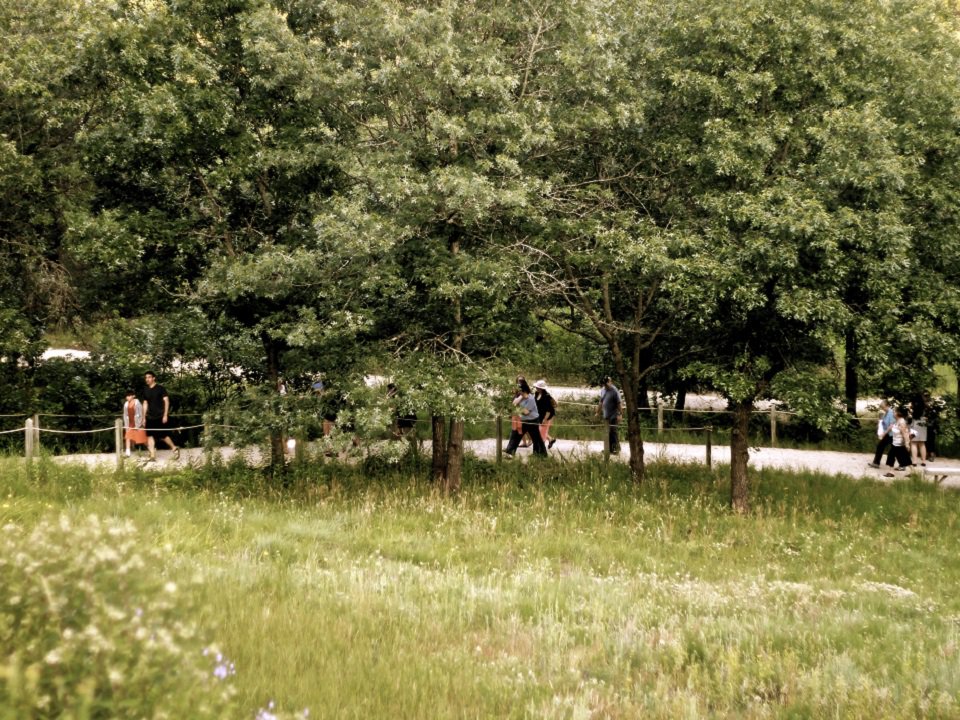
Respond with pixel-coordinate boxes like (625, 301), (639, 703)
(1, 399), (886, 470)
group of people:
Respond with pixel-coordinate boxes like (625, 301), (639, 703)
(122, 371), (179, 461)
(504, 376), (558, 456)
(504, 374), (624, 457)
(122, 371), (625, 461)
(868, 396), (934, 477)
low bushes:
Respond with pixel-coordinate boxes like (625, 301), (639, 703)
(0, 514), (236, 718)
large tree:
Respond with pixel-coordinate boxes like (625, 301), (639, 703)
(0, 0), (114, 410)
(334, 0), (553, 490)
(518, 0), (729, 482)
(77, 0), (384, 471)
(654, 0), (960, 511)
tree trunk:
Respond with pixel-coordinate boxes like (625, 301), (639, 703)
(445, 419), (464, 494)
(264, 335), (286, 476)
(431, 414), (448, 484)
(619, 376), (645, 483)
(675, 383), (687, 413)
(844, 329), (859, 418)
(624, 400), (645, 483)
(445, 233), (466, 489)
(730, 401), (752, 514)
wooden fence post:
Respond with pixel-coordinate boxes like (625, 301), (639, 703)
(204, 420), (213, 467)
(115, 418), (123, 469)
(32, 414), (40, 453)
(657, 405), (664, 435)
(25, 418), (34, 461)
(603, 421), (610, 464)
(705, 425), (712, 469)
(496, 416), (503, 465)
(770, 408), (777, 447)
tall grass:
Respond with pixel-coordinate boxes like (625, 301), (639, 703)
(1, 456), (959, 718)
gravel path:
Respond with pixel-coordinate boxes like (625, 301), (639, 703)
(53, 437), (960, 490)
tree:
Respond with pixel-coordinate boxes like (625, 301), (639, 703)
(77, 0), (385, 472)
(653, 0), (960, 511)
(0, 0), (114, 409)
(491, 0), (728, 482)
(335, 0), (553, 490)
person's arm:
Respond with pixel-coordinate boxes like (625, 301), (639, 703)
(162, 394), (170, 423)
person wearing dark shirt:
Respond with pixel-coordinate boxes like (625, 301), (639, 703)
(143, 371), (179, 462)
(597, 376), (621, 455)
(533, 380), (558, 449)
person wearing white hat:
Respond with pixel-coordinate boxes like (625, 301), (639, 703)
(533, 380), (557, 449)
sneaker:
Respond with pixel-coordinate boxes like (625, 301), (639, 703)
(504, 450), (515, 458)
(883, 472), (895, 478)
(125, 449), (132, 458)
(548, 439), (556, 449)
(867, 462), (879, 468)
(894, 467), (906, 472)
(172, 448), (180, 461)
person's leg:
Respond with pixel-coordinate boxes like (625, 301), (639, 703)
(895, 444), (913, 468)
(608, 419), (620, 454)
(885, 440), (898, 467)
(505, 429), (522, 455)
(541, 419), (556, 448)
(526, 421), (547, 455)
(872, 435), (891, 465)
(917, 441), (927, 464)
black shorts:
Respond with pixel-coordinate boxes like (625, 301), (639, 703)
(145, 417), (171, 439)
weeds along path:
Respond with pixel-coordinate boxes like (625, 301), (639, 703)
(50, 438), (960, 489)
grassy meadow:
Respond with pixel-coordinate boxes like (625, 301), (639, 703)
(1, 455), (959, 718)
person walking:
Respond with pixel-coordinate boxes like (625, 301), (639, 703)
(512, 374), (532, 448)
(505, 379), (547, 457)
(597, 376), (622, 455)
(883, 405), (913, 477)
(533, 380), (558, 449)
(868, 399), (895, 468)
(909, 395), (929, 467)
(122, 389), (148, 457)
(143, 371), (179, 462)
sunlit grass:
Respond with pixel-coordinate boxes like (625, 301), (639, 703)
(1, 456), (959, 718)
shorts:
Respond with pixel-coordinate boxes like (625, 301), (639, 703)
(146, 416), (171, 439)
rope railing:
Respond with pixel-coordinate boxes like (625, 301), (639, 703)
(33, 412), (206, 419)
(0, 402), (883, 468)
(39, 427), (116, 435)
